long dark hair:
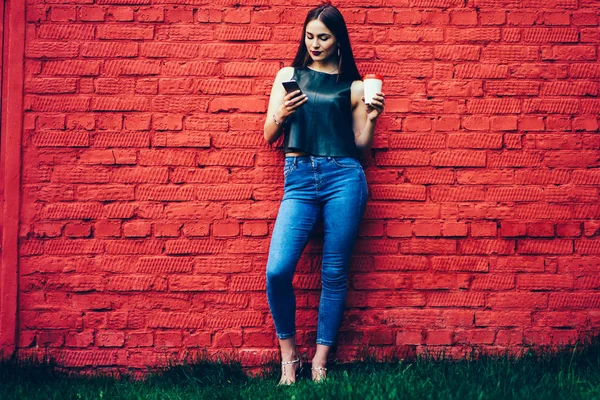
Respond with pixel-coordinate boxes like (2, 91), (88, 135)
(290, 3), (361, 83)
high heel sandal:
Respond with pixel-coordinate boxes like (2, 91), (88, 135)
(311, 366), (327, 382)
(278, 357), (302, 386)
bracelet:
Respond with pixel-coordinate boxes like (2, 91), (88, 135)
(273, 113), (284, 126)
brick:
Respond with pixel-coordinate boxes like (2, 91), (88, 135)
(455, 64), (509, 79)
(573, 118), (599, 132)
(82, 42), (138, 58)
(33, 222), (64, 238)
(212, 221), (240, 237)
(253, 9), (281, 24)
(434, 45), (480, 61)
(392, 9), (419, 25)
(45, 240), (104, 255)
(35, 114), (63, 130)
(386, 222), (412, 237)
(27, 6), (48, 23)
(66, 331), (95, 348)
(49, 6), (76, 22)
(209, 97), (266, 113)
(487, 81), (540, 96)
(33, 131), (89, 147)
(450, 11), (477, 26)
(97, 331), (125, 348)
(123, 114), (151, 131)
(467, 99), (521, 114)
(80, 7), (106, 21)
(526, 222), (554, 237)
(91, 132), (150, 148)
(111, 167), (168, 183)
(135, 79), (158, 94)
(135, 185), (194, 201)
(105, 240), (163, 255)
(543, 82), (598, 96)
(95, 221), (121, 238)
(572, 12), (598, 26)
(38, 25), (95, 40)
(126, 332), (153, 347)
(123, 222), (152, 238)
(389, 27), (444, 42)
(517, 240), (573, 255)
(491, 116), (518, 131)
(212, 331), (243, 349)
(412, 0), (462, 6)
(97, 25), (154, 40)
(92, 97), (149, 112)
(223, 8), (251, 23)
(542, 46), (596, 61)
(26, 96), (91, 113)
(64, 223), (92, 238)
(447, 28), (501, 43)
(367, 9), (393, 24)
(481, 11), (506, 25)
(137, 7), (164, 22)
(27, 41), (79, 58)
(518, 117), (545, 131)
(512, 64), (568, 80)
(97, 114), (123, 130)
(106, 7), (134, 22)
(215, 26), (270, 41)
(242, 222), (268, 237)
(432, 81), (484, 97)
(543, 12), (570, 26)
(154, 132), (210, 148)
(546, 116), (571, 131)
(169, 275), (227, 291)
(523, 28), (578, 42)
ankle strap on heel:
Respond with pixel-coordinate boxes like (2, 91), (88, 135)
(312, 366), (327, 381)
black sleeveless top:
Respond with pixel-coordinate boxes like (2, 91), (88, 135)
(283, 68), (360, 158)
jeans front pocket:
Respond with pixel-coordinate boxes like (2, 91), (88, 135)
(331, 156), (360, 169)
(283, 160), (296, 178)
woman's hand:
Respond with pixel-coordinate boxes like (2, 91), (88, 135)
(361, 92), (385, 122)
(275, 90), (308, 122)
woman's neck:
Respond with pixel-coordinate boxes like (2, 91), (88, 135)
(308, 60), (339, 74)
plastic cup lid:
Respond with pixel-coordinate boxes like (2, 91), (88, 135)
(363, 74), (383, 81)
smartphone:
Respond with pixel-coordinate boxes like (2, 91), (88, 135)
(282, 80), (303, 95)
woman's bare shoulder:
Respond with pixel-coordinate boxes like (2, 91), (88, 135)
(351, 79), (364, 92)
(350, 80), (364, 106)
(275, 66), (295, 82)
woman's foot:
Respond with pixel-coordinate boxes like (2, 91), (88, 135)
(278, 357), (302, 385)
(311, 364), (327, 382)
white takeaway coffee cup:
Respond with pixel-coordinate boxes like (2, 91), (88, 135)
(363, 74), (383, 105)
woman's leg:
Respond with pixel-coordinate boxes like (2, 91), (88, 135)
(313, 162), (368, 373)
(266, 196), (320, 381)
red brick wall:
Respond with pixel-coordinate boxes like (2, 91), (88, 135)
(19, 0), (600, 374)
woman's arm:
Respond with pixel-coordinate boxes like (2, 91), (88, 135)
(263, 67), (307, 145)
(351, 80), (385, 157)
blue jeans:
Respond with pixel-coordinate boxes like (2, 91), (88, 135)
(266, 155), (368, 346)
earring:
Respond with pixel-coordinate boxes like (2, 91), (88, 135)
(337, 47), (340, 57)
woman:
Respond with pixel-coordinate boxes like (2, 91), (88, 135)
(263, 3), (385, 385)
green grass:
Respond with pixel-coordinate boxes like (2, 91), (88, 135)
(2, 336), (600, 400)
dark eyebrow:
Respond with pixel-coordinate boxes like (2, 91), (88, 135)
(305, 31), (331, 36)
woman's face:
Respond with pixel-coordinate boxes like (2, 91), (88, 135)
(305, 19), (337, 63)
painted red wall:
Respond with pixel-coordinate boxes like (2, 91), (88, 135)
(17, 0), (600, 375)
